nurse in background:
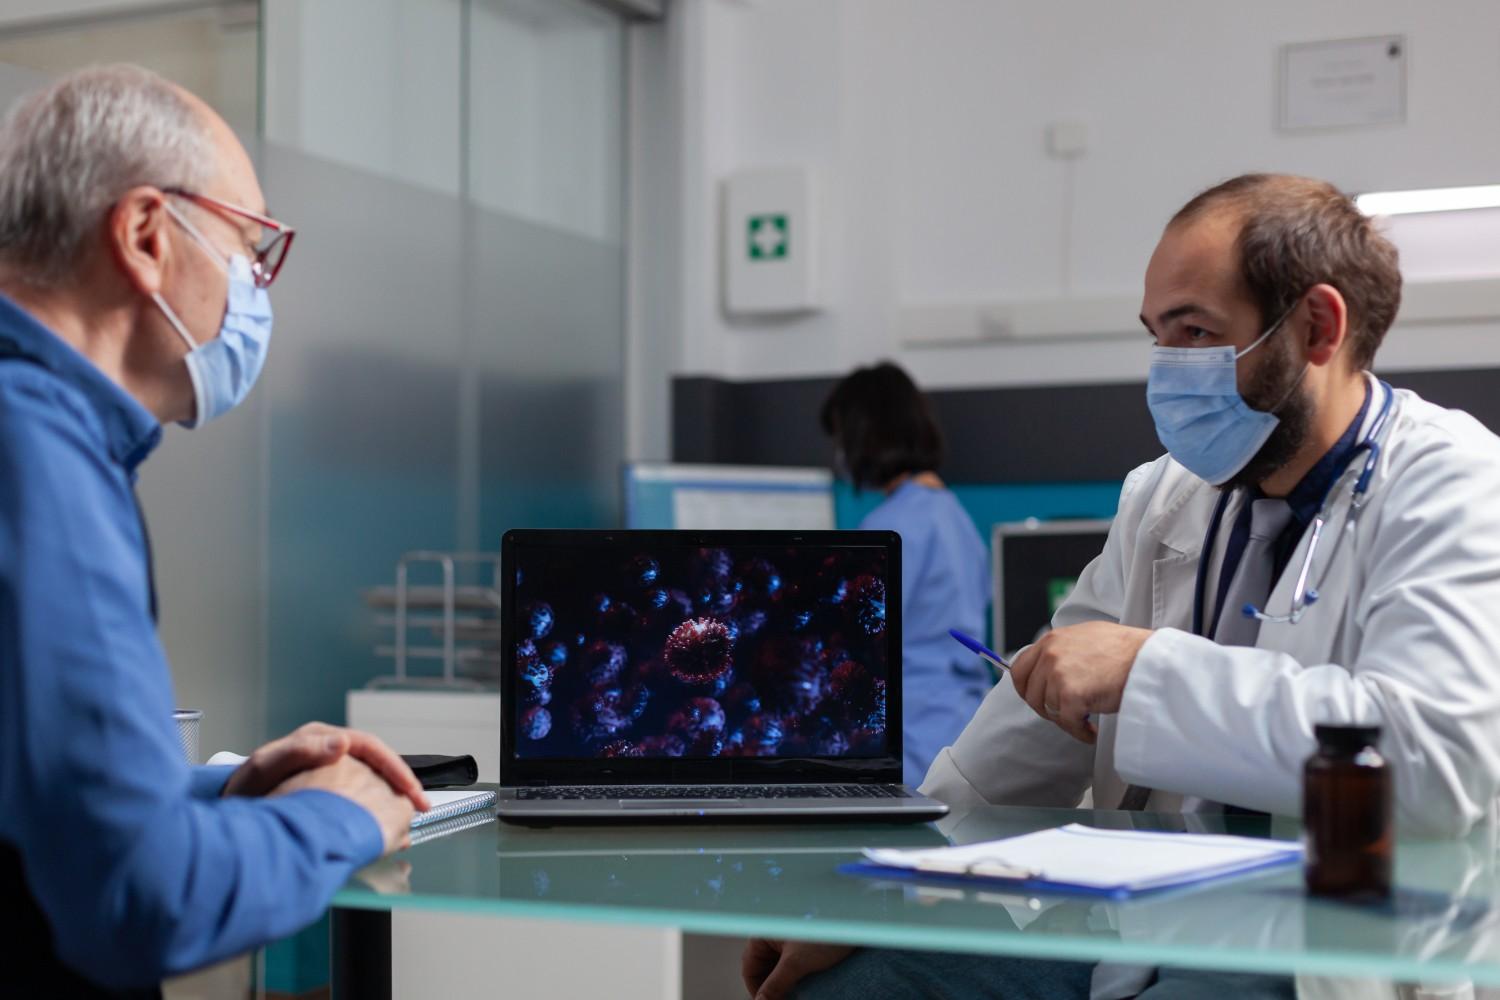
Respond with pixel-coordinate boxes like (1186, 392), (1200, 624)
(820, 362), (992, 784)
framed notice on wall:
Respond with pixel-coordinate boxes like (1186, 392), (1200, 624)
(1278, 35), (1407, 131)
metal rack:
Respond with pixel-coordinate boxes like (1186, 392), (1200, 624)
(363, 551), (504, 690)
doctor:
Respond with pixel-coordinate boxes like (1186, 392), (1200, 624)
(742, 173), (1500, 999)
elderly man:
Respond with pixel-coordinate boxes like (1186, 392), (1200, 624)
(0, 66), (427, 995)
(743, 174), (1500, 999)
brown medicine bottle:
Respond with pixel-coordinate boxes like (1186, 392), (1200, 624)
(1303, 723), (1393, 900)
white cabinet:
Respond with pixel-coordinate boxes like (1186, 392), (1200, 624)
(346, 689), (502, 782)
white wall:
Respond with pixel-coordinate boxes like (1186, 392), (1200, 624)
(627, 0), (1500, 460)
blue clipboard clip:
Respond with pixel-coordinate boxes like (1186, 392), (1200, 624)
(839, 860), (1132, 900)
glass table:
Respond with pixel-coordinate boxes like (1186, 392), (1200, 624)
(330, 803), (1500, 998)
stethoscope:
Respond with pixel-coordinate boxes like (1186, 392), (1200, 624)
(1191, 379), (1397, 637)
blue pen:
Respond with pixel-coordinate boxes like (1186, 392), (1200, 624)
(949, 628), (1011, 673)
(951, 628), (1094, 724)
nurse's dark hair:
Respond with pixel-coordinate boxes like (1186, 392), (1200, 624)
(1169, 173), (1401, 371)
(820, 361), (944, 491)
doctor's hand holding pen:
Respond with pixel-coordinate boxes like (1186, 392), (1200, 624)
(951, 623), (1154, 744)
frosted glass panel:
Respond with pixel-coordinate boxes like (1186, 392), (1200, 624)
(0, 0), (627, 743)
(469, 0), (625, 244)
(255, 143), (465, 734)
(255, 150), (623, 731)
(0, 5), (259, 135)
(262, 0), (463, 196)
(472, 207), (625, 543)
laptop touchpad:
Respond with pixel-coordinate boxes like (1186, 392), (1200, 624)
(620, 799), (746, 808)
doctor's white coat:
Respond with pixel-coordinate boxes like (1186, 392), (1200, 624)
(923, 381), (1500, 832)
(919, 381), (1500, 998)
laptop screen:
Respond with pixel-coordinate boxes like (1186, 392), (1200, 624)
(503, 531), (898, 777)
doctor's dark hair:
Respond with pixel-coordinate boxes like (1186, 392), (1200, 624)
(1170, 173), (1402, 371)
(820, 362), (944, 491)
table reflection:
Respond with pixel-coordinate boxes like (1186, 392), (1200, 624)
(340, 806), (1500, 985)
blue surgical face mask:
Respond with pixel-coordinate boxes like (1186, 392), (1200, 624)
(153, 204), (273, 429)
(1145, 305), (1297, 485)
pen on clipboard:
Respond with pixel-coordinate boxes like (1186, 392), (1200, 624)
(948, 629), (1011, 673)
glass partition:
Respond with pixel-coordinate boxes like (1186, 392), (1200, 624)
(259, 0), (627, 731)
(0, 3), (628, 989)
(0, 3), (259, 134)
(468, 0), (626, 244)
(0, 0), (630, 748)
(261, 0), (463, 196)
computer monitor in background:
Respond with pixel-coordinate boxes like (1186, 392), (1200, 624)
(622, 463), (836, 530)
(991, 518), (1112, 654)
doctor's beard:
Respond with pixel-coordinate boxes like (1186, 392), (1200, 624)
(1221, 335), (1314, 492)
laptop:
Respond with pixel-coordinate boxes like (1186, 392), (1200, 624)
(497, 529), (949, 823)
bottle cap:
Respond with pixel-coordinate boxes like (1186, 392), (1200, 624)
(1314, 723), (1381, 752)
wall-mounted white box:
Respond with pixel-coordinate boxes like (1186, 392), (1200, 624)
(722, 166), (820, 316)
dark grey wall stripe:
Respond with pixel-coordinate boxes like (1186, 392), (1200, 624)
(673, 368), (1500, 483)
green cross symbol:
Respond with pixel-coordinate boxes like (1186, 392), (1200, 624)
(747, 214), (789, 260)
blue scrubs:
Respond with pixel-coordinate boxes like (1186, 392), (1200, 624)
(0, 294), (382, 990)
(860, 480), (992, 785)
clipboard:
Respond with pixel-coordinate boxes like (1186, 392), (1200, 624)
(840, 824), (1303, 900)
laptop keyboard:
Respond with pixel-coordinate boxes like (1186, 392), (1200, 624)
(516, 784), (911, 801)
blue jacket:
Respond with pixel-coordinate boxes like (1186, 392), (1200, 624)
(0, 294), (381, 989)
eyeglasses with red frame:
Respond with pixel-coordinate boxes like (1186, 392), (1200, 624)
(163, 187), (296, 289)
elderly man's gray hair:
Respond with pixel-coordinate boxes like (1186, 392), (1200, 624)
(0, 64), (213, 288)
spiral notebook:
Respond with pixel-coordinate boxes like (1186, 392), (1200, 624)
(410, 805), (497, 846)
(412, 789), (497, 830)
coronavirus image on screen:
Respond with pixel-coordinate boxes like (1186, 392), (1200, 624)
(512, 545), (889, 760)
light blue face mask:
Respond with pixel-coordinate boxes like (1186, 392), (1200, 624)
(153, 205), (273, 429)
(1145, 305), (1297, 485)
